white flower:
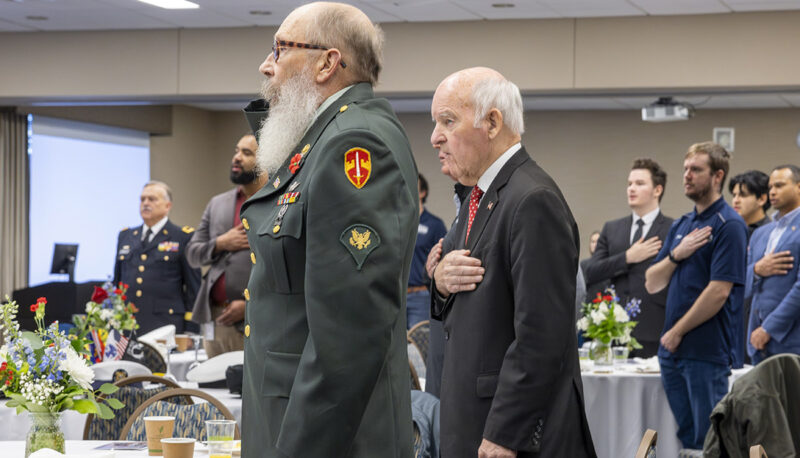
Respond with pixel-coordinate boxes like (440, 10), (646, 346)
(577, 317), (589, 331)
(613, 304), (630, 323)
(590, 310), (605, 324)
(0, 345), (7, 361)
(598, 303), (608, 314)
(100, 309), (113, 321)
(59, 346), (94, 390)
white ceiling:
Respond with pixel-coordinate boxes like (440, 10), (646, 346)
(3, 0), (800, 32)
(5, 0), (800, 111)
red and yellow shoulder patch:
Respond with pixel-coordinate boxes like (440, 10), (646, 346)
(344, 147), (371, 189)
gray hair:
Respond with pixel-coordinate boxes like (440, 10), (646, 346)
(471, 77), (525, 135)
(144, 180), (172, 202)
(303, 5), (384, 86)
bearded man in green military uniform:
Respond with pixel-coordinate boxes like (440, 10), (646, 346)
(238, 3), (418, 457)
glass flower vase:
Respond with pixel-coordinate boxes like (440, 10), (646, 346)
(25, 412), (65, 457)
(591, 340), (614, 366)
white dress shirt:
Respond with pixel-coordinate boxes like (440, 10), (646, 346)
(475, 142), (522, 198)
(142, 216), (168, 243)
(630, 207), (660, 244)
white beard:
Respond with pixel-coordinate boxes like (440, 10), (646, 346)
(256, 69), (324, 177)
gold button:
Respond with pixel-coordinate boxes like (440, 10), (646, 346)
(136, 290), (142, 297)
(339, 105), (348, 112)
(244, 325), (250, 337)
(138, 265), (145, 272)
(163, 229), (168, 235)
(119, 255), (124, 261)
(301, 144), (310, 154)
(168, 308), (174, 315)
(141, 254), (147, 261)
(136, 277), (143, 284)
(250, 252), (256, 264)
(242, 218), (250, 230)
(244, 289), (250, 301)
(164, 255), (169, 261)
(273, 225), (280, 233)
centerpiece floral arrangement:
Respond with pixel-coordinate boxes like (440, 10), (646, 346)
(577, 286), (642, 363)
(1, 296), (123, 456)
(76, 282), (139, 362)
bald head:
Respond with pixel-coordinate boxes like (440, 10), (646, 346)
(284, 2), (384, 86)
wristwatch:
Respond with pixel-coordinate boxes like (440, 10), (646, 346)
(668, 249), (680, 264)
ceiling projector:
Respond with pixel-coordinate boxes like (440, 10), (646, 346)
(641, 97), (695, 122)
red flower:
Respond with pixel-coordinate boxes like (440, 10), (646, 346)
(288, 153), (303, 174)
(592, 292), (602, 304)
(114, 288), (122, 295)
(91, 286), (109, 303)
(30, 303), (38, 312)
(0, 362), (7, 371)
(129, 303), (139, 313)
(123, 283), (129, 289)
(36, 297), (47, 305)
(603, 295), (613, 302)
(121, 295), (127, 301)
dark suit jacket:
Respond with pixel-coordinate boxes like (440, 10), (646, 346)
(431, 148), (596, 458)
(239, 83), (417, 458)
(113, 219), (201, 334)
(582, 212), (673, 356)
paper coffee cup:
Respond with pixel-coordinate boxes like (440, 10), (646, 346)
(161, 437), (195, 458)
(144, 416), (176, 456)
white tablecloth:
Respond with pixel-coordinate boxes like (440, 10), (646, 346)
(166, 349), (208, 382)
(0, 386), (241, 441)
(582, 360), (751, 458)
(2, 440), (234, 457)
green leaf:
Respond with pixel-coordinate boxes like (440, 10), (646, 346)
(21, 331), (43, 350)
(105, 398), (125, 410)
(72, 398), (97, 414)
(96, 402), (114, 420)
(97, 383), (119, 395)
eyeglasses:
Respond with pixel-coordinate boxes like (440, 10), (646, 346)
(271, 39), (347, 68)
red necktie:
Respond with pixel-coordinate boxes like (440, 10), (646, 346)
(465, 186), (484, 243)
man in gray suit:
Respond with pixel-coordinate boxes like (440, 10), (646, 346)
(187, 134), (266, 357)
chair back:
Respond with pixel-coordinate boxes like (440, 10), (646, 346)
(83, 375), (185, 440)
(120, 388), (239, 441)
(124, 340), (167, 373)
(750, 445), (768, 458)
(408, 320), (430, 363)
(635, 429), (657, 458)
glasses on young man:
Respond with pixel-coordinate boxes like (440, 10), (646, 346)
(271, 39), (347, 68)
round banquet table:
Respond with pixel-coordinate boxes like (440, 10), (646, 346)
(1, 440), (234, 457)
(581, 359), (751, 458)
(0, 386), (241, 441)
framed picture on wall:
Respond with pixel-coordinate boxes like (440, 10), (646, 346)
(713, 127), (735, 152)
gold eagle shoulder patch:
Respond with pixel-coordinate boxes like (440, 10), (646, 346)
(182, 226), (195, 234)
(339, 224), (380, 270)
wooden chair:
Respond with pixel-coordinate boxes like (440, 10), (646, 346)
(83, 375), (186, 440)
(407, 320), (430, 364)
(635, 429), (657, 458)
(120, 388), (240, 441)
(409, 359), (422, 391)
(750, 445), (768, 458)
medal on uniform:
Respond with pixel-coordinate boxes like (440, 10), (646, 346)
(277, 192), (300, 206)
(272, 204), (289, 233)
(288, 181), (300, 192)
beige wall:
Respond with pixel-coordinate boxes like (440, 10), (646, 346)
(3, 11), (800, 100)
(400, 108), (800, 258)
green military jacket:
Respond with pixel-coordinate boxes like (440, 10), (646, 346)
(239, 83), (418, 458)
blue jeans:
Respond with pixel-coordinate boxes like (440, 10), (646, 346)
(659, 356), (729, 449)
(407, 290), (430, 329)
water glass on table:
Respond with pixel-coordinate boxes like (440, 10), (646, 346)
(206, 419), (236, 458)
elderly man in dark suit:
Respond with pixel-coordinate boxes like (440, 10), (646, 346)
(430, 67), (596, 458)
(583, 158), (673, 357)
(187, 134), (266, 357)
(238, 3), (418, 457)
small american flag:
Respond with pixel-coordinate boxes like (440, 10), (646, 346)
(104, 330), (130, 361)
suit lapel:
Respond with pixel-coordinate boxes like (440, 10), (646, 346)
(243, 84), (373, 209)
(148, 221), (171, 251)
(642, 211), (664, 240)
(465, 148), (529, 251)
(775, 213), (800, 252)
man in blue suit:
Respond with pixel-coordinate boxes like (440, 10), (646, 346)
(747, 164), (800, 364)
